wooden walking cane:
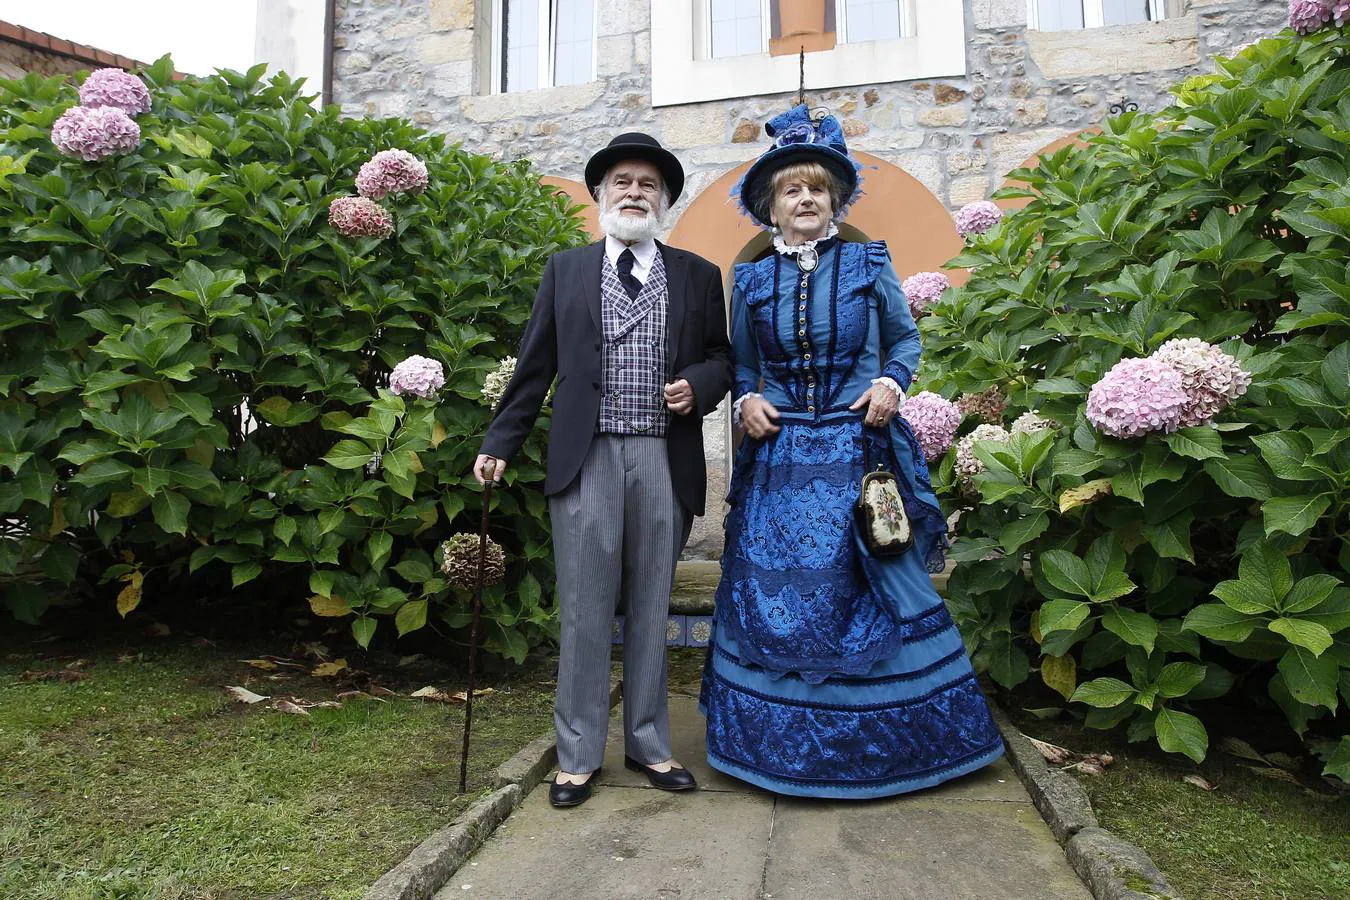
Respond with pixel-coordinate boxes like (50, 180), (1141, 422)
(459, 471), (493, 793)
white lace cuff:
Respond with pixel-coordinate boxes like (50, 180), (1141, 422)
(732, 392), (763, 429)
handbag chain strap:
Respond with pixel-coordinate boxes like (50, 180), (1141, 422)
(861, 425), (887, 475)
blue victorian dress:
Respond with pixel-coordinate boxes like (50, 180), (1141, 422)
(700, 238), (1005, 798)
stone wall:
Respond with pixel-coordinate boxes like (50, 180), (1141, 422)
(0, 40), (104, 80)
(331, 0), (1289, 556)
(333, 0), (1288, 215)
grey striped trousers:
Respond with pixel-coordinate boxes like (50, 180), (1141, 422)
(549, 434), (688, 773)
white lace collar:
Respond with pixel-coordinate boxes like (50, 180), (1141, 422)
(773, 222), (839, 256)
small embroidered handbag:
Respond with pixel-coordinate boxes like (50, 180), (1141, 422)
(855, 429), (913, 558)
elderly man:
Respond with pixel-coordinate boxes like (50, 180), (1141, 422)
(474, 133), (733, 808)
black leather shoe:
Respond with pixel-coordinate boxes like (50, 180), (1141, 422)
(549, 768), (599, 808)
(624, 757), (697, 791)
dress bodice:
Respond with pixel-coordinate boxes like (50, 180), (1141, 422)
(731, 240), (918, 422)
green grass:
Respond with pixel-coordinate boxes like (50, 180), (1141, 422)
(1008, 711), (1350, 900)
(0, 639), (556, 900)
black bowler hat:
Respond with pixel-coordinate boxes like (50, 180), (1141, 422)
(584, 132), (685, 203)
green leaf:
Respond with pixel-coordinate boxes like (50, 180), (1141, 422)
(1142, 512), (1194, 563)
(1101, 606), (1158, 654)
(1039, 599), (1092, 634)
(274, 516), (297, 545)
(1155, 662), (1207, 698)
(1277, 646), (1339, 710)
(395, 599), (428, 636)
(150, 491), (189, 536)
(322, 439), (374, 470)
(1164, 427), (1224, 461)
(1154, 707), (1208, 763)
(1261, 494), (1332, 538)
(1320, 736), (1350, 783)
(1268, 618), (1334, 656)
(1052, 449), (1104, 478)
(351, 616), (377, 649)
(1040, 550), (1094, 599)
(1282, 574), (1341, 615)
(393, 559), (435, 584)
(999, 512), (1049, 553)
(368, 531), (393, 570)
(309, 570), (336, 598)
(1071, 677), (1136, 708)
(1182, 603), (1265, 642)
(231, 561), (262, 588)
(1252, 432), (1321, 481)
(1322, 343), (1350, 404)
(1203, 455), (1272, 501)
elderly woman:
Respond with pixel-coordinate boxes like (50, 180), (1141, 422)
(700, 106), (1004, 798)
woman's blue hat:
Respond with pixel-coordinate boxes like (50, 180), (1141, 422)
(735, 104), (862, 228)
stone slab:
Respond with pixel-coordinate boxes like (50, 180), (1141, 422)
(595, 695), (757, 795)
(763, 796), (1093, 900)
(434, 786), (774, 899)
(669, 559), (720, 614)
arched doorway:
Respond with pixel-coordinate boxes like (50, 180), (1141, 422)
(540, 175), (601, 239)
(997, 130), (1097, 211)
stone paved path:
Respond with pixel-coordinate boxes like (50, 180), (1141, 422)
(436, 696), (1090, 900)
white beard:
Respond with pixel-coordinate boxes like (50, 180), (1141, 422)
(598, 195), (668, 243)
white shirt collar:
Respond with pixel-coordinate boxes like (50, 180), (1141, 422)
(605, 235), (658, 271)
(773, 222), (839, 256)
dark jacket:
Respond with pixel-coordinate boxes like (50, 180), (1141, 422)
(481, 240), (734, 516)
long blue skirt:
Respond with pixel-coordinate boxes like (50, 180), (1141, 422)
(700, 420), (1004, 799)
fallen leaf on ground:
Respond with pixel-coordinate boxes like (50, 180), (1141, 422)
(1242, 764), (1300, 785)
(146, 623), (171, 637)
(1027, 736), (1075, 766)
(225, 686), (269, 704)
(398, 654), (423, 667)
(300, 641), (332, 661)
(336, 690), (383, 702)
(19, 669), (90, 683)
(1217, 736), (1268, 764)
(240, 659), (279, 670)
(1266, 752), (1302, 771)
(311, 659), (348, 678)
(369, 685), (398, 697)
(1182, 774), (1217, 791)
(274, 699), (310, 716)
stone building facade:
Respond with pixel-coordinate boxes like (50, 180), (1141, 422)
(325, 0), (1288, 555)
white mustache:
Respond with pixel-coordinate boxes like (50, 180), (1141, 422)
(619, 201), (650, 213)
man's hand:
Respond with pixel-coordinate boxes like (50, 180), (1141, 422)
(741, 395), (781, 439)
(473, 454), (506, 485)
(664, 378), (696, 415)
(849, 385), (899, 427)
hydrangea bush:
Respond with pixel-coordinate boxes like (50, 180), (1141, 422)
(0, 60), (588, 662)
(918, 27), (1350, 779)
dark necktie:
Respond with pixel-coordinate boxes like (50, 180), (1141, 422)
(616, 248), (641, 300)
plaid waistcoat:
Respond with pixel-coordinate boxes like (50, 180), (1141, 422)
(598, 249), (670, 437)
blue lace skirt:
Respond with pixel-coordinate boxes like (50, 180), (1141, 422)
(700, 421), (1004, 798)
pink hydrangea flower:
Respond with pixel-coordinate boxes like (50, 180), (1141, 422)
(1290, 0), (1333, 33)
(78, 68), (151, 116)
(901, 272), (949, 318)
(329, 196), (395, 239)
(955, 423), (1010, 483)
(955, 201), (1003, 237)
(1150, 338), (1251, 427)
(355, 149), (429, 200)
(901, 391), (962, 461)
(1086, 357), (1189, 439)
(1334, 0), (1350, 24)
(50, 105), (140, 161)
(388, 355), (445, 398)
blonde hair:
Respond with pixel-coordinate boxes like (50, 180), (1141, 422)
(770, 161), (843, 213)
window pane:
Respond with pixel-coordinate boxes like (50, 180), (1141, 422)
(553, 0), (593, 86)
(1034, 0), (1085, 31)
(1101, 0), (1152, 25)
(503, 0), (540, 92)
(844, 1), (902, 42)
(709, 0), (763, 57)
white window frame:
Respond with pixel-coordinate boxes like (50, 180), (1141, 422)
(835, 0), (917, 44)
(1027, 0), (1164, 30)
(490, 0), (598, 94)
(700, 0), (772, 59)
(652, 0), (964, 107)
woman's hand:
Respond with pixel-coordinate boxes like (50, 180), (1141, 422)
(849, 385), (899, 427)
(741, 395), (781, 439)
